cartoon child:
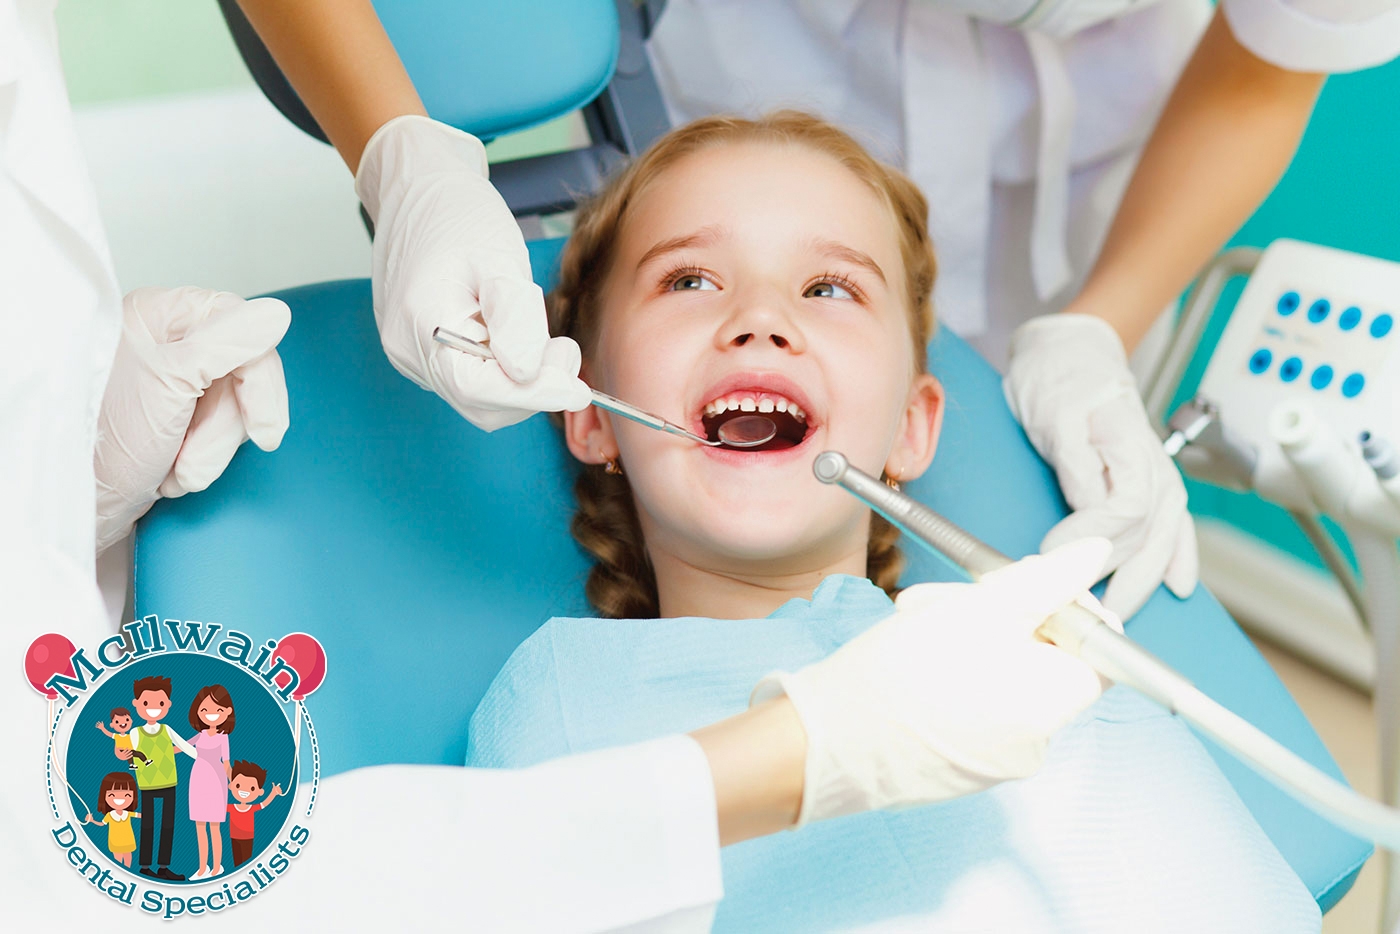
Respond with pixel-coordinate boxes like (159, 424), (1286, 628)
(83, 771), (141, 867)
(225, 760), (283, 869)
(96, 707), (148, 765)
(126, 675), (197, 881)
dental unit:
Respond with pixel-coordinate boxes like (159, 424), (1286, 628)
(1137, 239), (1400, 929)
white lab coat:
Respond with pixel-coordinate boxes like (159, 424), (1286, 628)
(0, 4), (725, 930)
(648, 0), (1400, 368)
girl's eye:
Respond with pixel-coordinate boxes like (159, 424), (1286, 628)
(805, 280), (855, 301)
(668, 272), (718, 292)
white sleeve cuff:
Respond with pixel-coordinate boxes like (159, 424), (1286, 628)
(1222, 0), (1400, 73)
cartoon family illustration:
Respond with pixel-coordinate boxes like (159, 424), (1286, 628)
(83, 676), (283, 881)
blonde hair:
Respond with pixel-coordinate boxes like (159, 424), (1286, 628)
(549, 111), (937, 618)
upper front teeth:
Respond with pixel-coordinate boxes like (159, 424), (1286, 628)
(704, 394), (806, 421)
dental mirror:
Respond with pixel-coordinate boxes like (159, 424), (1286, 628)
(716, 414), (778, 448)
(432, 327), (778, 450)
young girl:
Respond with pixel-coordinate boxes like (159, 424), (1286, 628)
(186, 684), (235, 880)
(465, 113), (1318, 931)
(84, 772), (141, 867)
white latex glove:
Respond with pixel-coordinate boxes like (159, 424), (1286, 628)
(753, 539), (1117, 826)
(1004, 313), (1198, 619)
(93, 287), (291, 554)
(354, 115), (592, 431)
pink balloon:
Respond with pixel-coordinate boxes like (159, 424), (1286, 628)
(272, 633), (327, 701)
(26, 634), (77, 699)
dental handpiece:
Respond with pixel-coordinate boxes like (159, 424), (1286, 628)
(814, 450), (1400, 852)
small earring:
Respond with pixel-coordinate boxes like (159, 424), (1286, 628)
(602, 449), (623, 476)
(885, 468), (901, 492)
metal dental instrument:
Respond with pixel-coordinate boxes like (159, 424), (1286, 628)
(813, 449), (1400, 852)
(432, 327), (778, 448)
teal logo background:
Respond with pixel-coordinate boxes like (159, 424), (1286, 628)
(64, 651), (297, 884)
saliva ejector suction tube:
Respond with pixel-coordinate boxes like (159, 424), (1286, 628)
(813, 450), (1400, 852)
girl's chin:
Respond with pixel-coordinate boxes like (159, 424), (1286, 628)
(677, 517), (845, 565)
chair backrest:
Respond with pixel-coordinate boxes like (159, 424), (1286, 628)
(217, 0), (671, 216)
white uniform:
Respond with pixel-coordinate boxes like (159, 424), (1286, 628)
(1, 4), (725, 930)
(648, 0), (1400, 367)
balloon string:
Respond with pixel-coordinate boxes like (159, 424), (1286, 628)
(46, 700), (95, 820)
(45, 698), (58, 820)
(290, 701), (301, 788)
(301, 700), (321, 817)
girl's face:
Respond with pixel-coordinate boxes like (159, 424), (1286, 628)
(565, 142), (942, 581)
(106, 787), (133, 811)
(198, 696), (229, 728)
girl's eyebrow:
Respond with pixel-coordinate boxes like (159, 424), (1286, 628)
(809, 238), (886, 285)
(636, 224), (727, 271)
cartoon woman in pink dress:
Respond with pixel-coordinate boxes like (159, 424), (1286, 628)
(185, 684), (234, 880)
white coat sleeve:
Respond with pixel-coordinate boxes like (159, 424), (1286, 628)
(215, 736), (724, 933)
(1222, 0), (1400, 72)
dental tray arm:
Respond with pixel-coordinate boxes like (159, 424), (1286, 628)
(813, 450), (1400, 851)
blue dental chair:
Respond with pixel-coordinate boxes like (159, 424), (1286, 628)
(138, 0), (1369, 913)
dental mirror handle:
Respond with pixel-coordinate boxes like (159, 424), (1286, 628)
(813, 449), (1400, 852)
(586, 389), (710, 443)
(431, 327), (716, 446)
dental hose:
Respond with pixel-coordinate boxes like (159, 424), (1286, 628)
(813, 450), (1400, 852)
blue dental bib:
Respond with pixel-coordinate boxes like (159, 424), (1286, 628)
(467, 575), (1318, 933)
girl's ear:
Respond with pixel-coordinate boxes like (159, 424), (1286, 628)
(564, 400), (618, 466)
(886, 374), (944, 483)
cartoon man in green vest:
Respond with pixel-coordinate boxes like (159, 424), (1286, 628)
(120, 675), (196, 880)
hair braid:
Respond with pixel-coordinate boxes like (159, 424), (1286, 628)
(867, 514), (906, 598)
(569, 464), (660, 618)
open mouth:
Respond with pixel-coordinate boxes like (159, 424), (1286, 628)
(701, 392), (812, 451)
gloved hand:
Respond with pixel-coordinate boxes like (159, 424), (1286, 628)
(753, 538), (1116, 826)
(1004, 313), (1198, 618)
(354, 115), (592, 431)
(94, 287), (291, 555)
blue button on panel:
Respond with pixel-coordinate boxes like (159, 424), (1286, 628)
(1280, 357), (1303, 382)
(1340, 306), (1362, 331)
(1343, 373), (1366, 398)
(1373, 313), (1394, 338)
(1278, 292), (1301, 316)
(1308, 299), (1331, 323)
(1248, 349), (1272, 374)
(1311, 365), (1334, 390)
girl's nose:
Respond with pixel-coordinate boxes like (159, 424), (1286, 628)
(716, 295), (807, 353)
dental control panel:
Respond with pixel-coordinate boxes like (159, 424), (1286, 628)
(1195, 240), (1400, 527)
